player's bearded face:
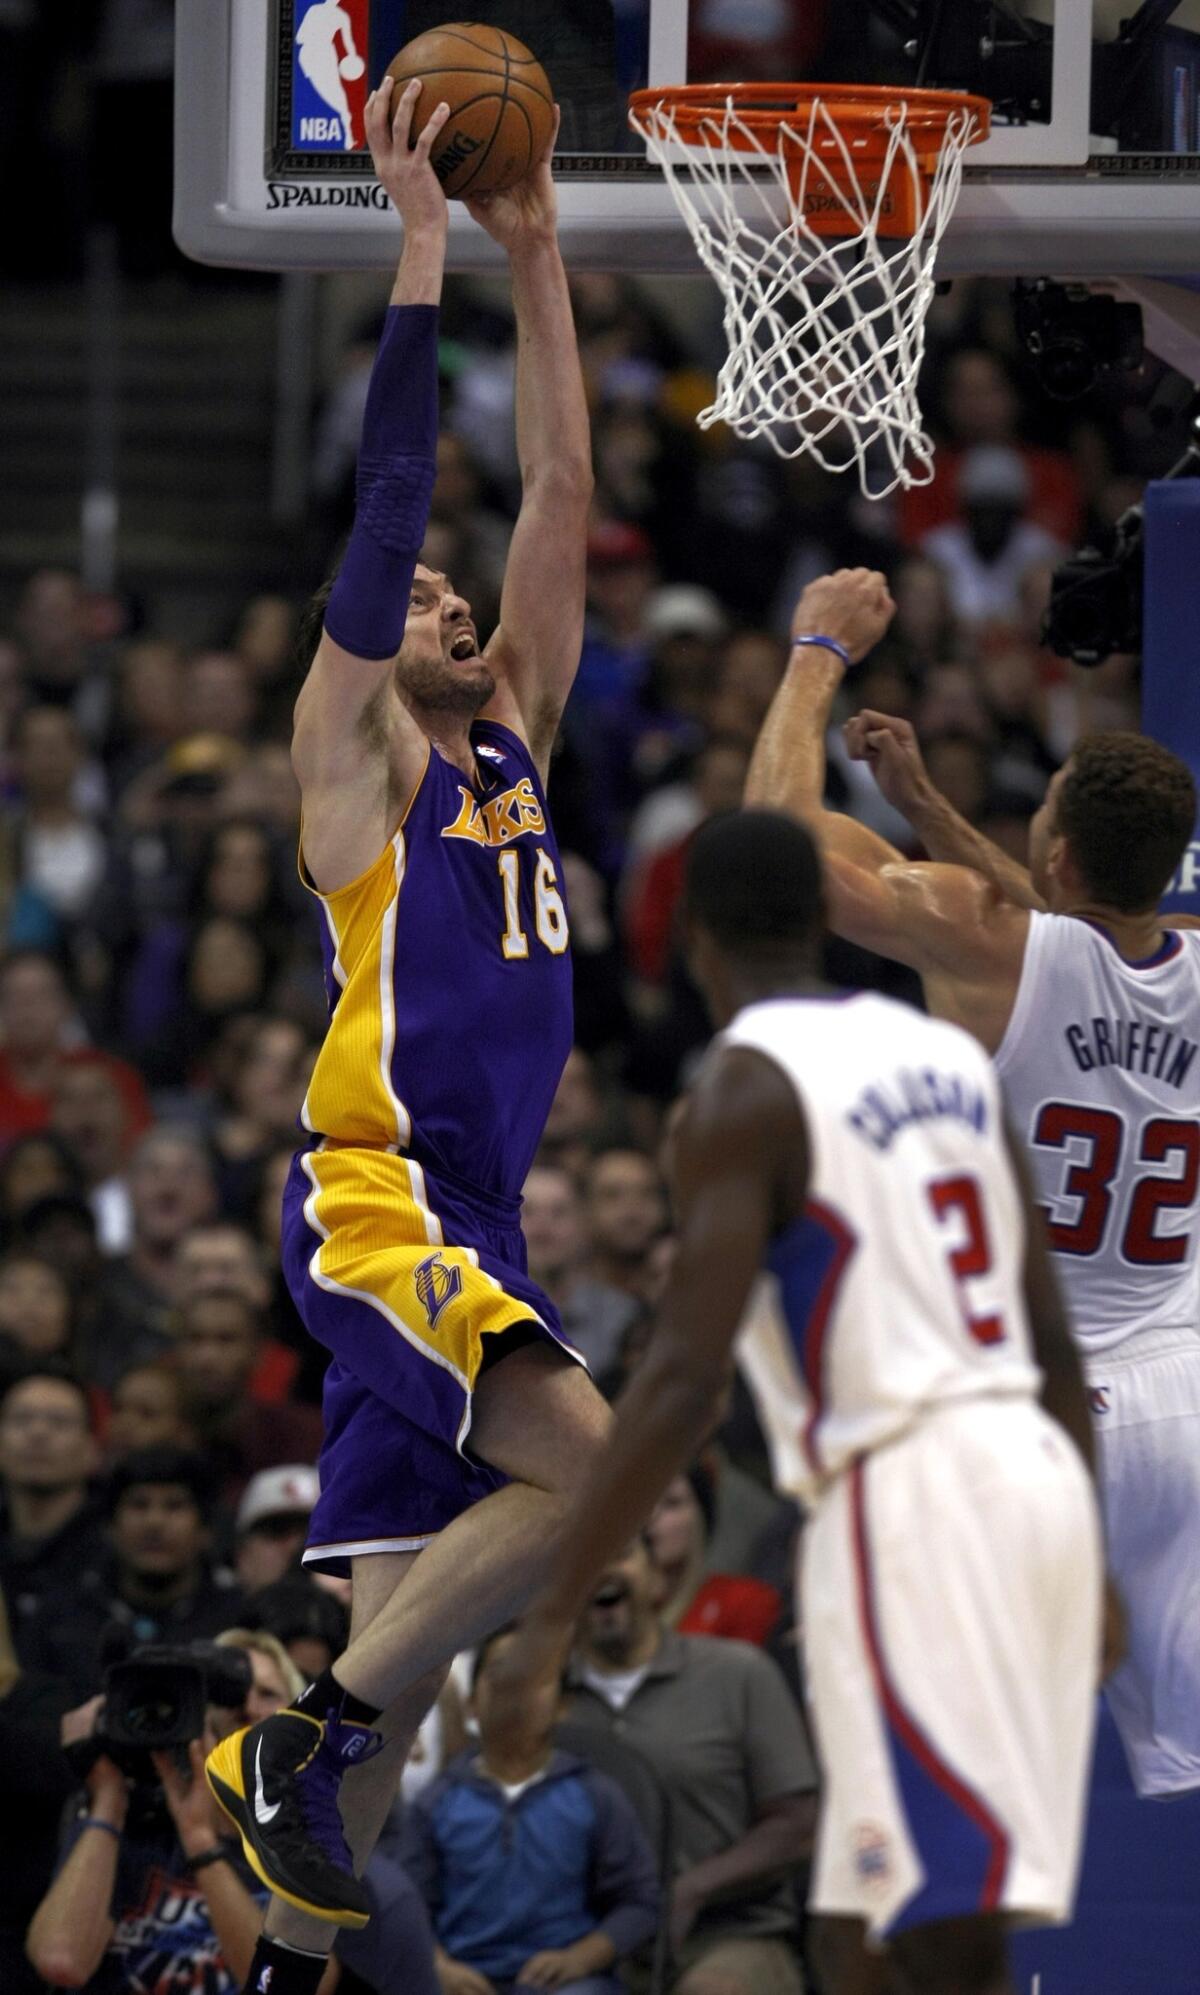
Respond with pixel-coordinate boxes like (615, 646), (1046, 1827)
(397, 571), (496, 717)
(395, 637), (495, 717)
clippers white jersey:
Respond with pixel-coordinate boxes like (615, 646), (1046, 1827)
(995, 913), (1200, 1352)
(728, 993), (1040, 1507)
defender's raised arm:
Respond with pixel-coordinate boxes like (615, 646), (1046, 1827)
(744, 567), (1030, 1049)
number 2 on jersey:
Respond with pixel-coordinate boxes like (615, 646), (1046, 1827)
(497, 847), (568, 960)
(1032, 1103), (1199, 1265)
(927, 1174), (1007, 1346)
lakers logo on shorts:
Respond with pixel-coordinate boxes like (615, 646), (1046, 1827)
(415, 1251), (464, 1330)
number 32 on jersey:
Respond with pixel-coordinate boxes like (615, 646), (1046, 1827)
(1032, 1101), (1199, 1264)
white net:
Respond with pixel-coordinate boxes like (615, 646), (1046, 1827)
(630, 92), (983, 499)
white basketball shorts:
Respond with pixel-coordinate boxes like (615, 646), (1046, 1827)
(802, 1397), (1101, 1941)
(1086, 1326), (1200, 1798)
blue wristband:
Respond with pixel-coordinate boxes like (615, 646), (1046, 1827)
(792, 634), (853, 668)
(79, 1815), (121, 1840)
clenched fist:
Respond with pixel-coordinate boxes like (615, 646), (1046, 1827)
(790, 568), (896, 667)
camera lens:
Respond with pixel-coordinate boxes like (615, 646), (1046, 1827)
(123, 1692), (184, 1741)
(1036, 334), (1098, 402)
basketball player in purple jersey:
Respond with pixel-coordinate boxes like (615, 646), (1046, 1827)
(205, 76), (609, 1986)
(742, 566), (1200, 1808)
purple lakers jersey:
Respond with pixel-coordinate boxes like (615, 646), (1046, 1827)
(300, 719), (572, 1202)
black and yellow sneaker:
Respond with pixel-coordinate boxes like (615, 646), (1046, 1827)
(205, 1708), (383, 1928)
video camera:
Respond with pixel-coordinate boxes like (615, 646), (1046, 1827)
(1014, 279), (1143, 403)
(71, 1640), (254, 1788)
(1044, 414), (1200, 666)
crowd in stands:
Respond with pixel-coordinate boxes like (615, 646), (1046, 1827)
(1, 104), (1193, 1976)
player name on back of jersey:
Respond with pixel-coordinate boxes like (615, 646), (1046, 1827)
(1063, 1014), (1197, 1089)
(846, 1066), (989, 1153)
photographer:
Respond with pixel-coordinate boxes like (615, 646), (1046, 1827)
(21, 1443), (244, 1699)
(25, 1631), (338, 1994)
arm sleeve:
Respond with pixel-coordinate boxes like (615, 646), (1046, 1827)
(585, 1771), (661, 1960)
(737, 1645), (819, 1806)
(323, 305), (440, 661)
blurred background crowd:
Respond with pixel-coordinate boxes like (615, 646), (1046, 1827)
(2, 4), (1198, 1993)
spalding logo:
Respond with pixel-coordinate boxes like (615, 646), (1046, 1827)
(433, 130), (483, 182)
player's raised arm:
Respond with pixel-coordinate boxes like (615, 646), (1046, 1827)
(292, 77), (449, 892)
(844, 708), (1048, 912)
(744, 568), (1029, 1036)
(467, 114), (594, 775)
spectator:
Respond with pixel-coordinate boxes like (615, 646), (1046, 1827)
(172, 1289), (322, 1499)
(522, 1162), (640, 1380)
(882, 554), (958, 675)
(175, 1216), (270, 1308)
(107, 1359), (198, 1461)
(566, 1537), (816, 1995)
(208, 1013), (315, 1218)
(99, 1124), (219, 1355)
(246, 1572), (351, 1681)
(229, 592), (298, 737)
(172, 1218), (306, 1402)
(251, 1140), (327, 1403)
(623, 738), (751, 985)
(0, 1367), (105, 1651)
(183, 649), (258, 746)
(20, 1444), (243, 1699)
(26, 1608), (443, 1995)
(646, 1465), (783, 1648)
(105, 637), (185, 798)
(0, 948), (77, 1136)
(0, 1248), (77, 1367)
(404, 1621), (660, 1995)
(703, 629), (786, 751)
(584, 1149), (669, 1304)
(539, 1046), (609, 1181)
(5, 704), (107, 925)
(920, 445), (1065, 630)
(26, 1650), (294, 1995)
(0, 1128), (85, 1237)
(50, 1050), (136, 1251)
(233, 1463), (320, 1594)
(0, 1586), (75, 1995)
(900, 344), (1083, 547)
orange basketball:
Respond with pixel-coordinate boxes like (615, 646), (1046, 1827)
(386, 23), (554, 199)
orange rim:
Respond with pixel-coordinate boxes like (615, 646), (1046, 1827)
(628, 81), (992, 167)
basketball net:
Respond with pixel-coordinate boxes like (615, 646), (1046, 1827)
(629, 88), (989, 499)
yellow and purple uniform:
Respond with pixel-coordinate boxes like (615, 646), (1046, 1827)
(284, 718), (581, 1570)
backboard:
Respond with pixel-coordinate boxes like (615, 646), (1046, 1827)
(175, 2), (1200, 278)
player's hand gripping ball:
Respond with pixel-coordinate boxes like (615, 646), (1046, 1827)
(386, 22), (554, 197)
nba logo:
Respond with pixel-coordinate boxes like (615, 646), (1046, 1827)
(853, 1823), (891, 1887)
(415, 1252), (464, 1330)
(1089, 1386), (1111, 1416)
(291, 0), (371, 152)
(256, 1969), (274, 1994)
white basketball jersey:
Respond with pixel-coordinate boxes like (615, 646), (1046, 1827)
(727, 994), (1040, 1506)
(996, 913), (1200, 1352)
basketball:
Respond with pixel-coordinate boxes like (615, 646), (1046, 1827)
(386, 23), (554, 199)
(339, 52), (365, 82)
